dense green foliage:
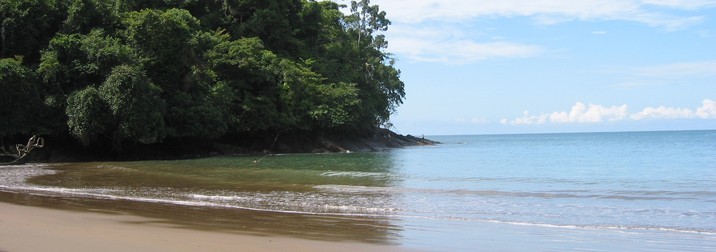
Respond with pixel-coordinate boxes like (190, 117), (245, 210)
(0, 0), (404, 149)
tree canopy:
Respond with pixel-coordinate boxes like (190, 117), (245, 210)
(0, 0), (404, 150)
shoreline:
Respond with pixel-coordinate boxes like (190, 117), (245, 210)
(18, 128), (438, 164)
(3, 131), (716, 251)
(0, 201), (411, 252)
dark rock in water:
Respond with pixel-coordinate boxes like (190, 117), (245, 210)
(314, 129), (438, 153)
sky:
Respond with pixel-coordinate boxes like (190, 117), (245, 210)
(338, 0), (716, 135)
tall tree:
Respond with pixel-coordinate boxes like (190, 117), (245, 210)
(98, 65), (166, 145)
(0, 58), (42, 138)
(66, 86), (109, 146)
(62, 0), (121, 34)
(122, 10), (240, 139)
(345, 0), (404, 128)
(38, 29), (138, 94)
(123, 8), (201, 91)
(0, 0), (65, 63)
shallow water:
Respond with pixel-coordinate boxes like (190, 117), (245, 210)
(2, 130), (716, 251)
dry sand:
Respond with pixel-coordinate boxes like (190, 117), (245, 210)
(0, 202), (409, 252)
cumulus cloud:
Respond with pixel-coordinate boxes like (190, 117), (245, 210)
(502, 102), (628, 125)
(502, 99), (716, 125)
(550, 103), (629, 123)
(630, 106), (694, 120)
(696, 99), (716, 118)
(632, 99), (716, 120)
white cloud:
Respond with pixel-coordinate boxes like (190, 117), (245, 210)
(502, 102), (628, 125)
(592, 31), (608, 35)
(371, 0), (712, 30)
(502, 111), (550, 125)
(385, 24), (542, 63)
(390, 37), (542, 63)
(549, 103), (629, 123)
(695, 99), (716, 118)
(630, 106), (695, 120)
(375, 1), (636, 23)
(631, 99), (716, 120)
(358, 0), (715, 63)
(389, 21), (543, 64)
(642, 0), (716, 9)
(503, 99), (715, 125)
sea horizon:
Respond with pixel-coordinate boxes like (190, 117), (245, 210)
(423, 128), (716, 138)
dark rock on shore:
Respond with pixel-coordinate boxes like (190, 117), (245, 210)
(16, 129), (438, 163)
(316, 128), (438, 153)
(211, 128), (438, 154)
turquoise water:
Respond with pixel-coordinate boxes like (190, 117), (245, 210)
(2, 130), (716, 250)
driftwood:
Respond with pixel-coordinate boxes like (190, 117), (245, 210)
(0, 135), (44, 165)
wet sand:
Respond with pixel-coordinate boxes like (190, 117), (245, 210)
(0, 202), (408, 252)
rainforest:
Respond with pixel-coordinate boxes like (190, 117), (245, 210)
(0, 0), (406, 155)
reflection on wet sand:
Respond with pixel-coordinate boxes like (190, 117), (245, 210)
(1, 154), (406, 244)
(0, 190), (402, 244)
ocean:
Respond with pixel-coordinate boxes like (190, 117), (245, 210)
(1, 130), (715, 251)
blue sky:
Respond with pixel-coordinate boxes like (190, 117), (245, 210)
(343, 0), (716, 135)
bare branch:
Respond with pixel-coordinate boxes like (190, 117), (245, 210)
(1, 135), (45, 165)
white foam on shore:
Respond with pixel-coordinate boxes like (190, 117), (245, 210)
(3, 164), (716, 237)
(320, 171), (390, 178)
(480, 219), (716, 235)
(6, 179), (716, 236)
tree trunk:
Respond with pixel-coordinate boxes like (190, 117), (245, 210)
(0, 135), (44, 165)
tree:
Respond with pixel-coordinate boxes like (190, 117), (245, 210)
(0, 57), (42, 138)
(315, 0), (404, 129)
(38, 29), (138, 93)
(62, 0), (121, 34)
(309, 82), (360, 128)
(0, 0), (65, 63)
(2, 0), (408, 151)
(122, 12), (235, 139)
(347, 0), (390, 53)
(350, 0), (403, 127)
(66, 86), (110, 146)
(98, 65), (166, 145)
(238, 0), (304, 57)
(207, 36), (287, 132)
(123, 8), (201, 90)
(199, 0), (305, 57)
(36, 29), (139, 139)
(206, 35), (352, 132)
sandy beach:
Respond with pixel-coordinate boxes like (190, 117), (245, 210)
(0, 202), (408, 252)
